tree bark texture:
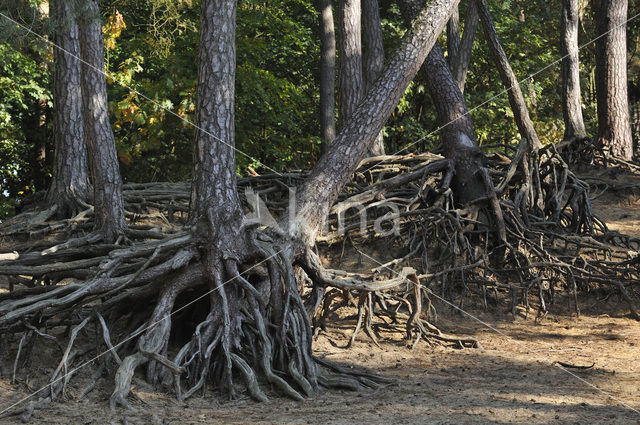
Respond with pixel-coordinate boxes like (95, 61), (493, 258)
(398, 0), (485, 207)
(594, 0), (632, 159)
(318, 0), (336, 148)
(446, 5), (460, 66)
(452, 1), (478, 92)
(476, 0), (542, 151)
(338, 0), (364, 129)
(189, 0), (241, 224)
(47, 0), (91, 215)
(79, 0), (127, 242)
(362, 0), (386, 155)
(292, 0), (459, 244)
(560, 0), (587, 141)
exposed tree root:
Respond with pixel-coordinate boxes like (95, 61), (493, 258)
(1, 144), (639, 417)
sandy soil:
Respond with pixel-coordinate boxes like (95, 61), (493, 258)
(1, 301), (639, 425)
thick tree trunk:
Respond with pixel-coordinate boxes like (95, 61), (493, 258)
(452, 1), (478, 93)
(475, 0), (542, 152)
(446, 5), (460, 66)
(46, 0), (91, 216)
(318, 0), (336, 151)
(338, 0), (364, 129)
(561, 0), (587, 142)
(78, 0), (126, 242)
(594, 0), (632, 159)
(291, 0), (459, 244)
(362, 0), (386, 155)
(189, 0), (241, 225)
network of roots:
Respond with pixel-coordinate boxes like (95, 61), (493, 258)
(1, 139), (639, 418)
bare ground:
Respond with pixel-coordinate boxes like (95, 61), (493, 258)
(1, 296), (639, 425)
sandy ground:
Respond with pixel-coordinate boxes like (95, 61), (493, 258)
(1, 301), (639, 425)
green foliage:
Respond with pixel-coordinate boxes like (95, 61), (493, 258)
(0, 42), (51, 218)
(2, 0), (640, 219)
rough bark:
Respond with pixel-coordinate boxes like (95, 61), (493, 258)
(318, 0), (336, 150)
(78, 0), (127, 242)
(452, 1), (478, 93)
(291, 0), (459, 244)
(594, 0), (632, 160)
(338, 0), (364, 129)
(398, 0), (500, 243)
(362, 0), (386, 155)
(46, 0), (91, 216)
(446, 5), (460, 66)
(560, 0), (587, 142)
(423, 44), (485, 206)
(189, 0), (241, 224)
(475, 0), (542, 152)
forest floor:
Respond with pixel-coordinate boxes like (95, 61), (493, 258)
(1, 177), (640, 424)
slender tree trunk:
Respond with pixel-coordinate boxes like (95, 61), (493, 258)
(292, 0), (459, 244)
(561, 0), (587, 141)
(189, 0), (242, 227)
(79, 0), (126, 242)
(476, 0), (541, 152)
(594, 0), (632, 159)
(338, 0), (364, 129)
(446, 5), (460, 66)
(46, 0), (91, 216)
(362, 0), (385, 155)
(452, 1), (478, 92)
(318, 0), (336, 152)
(190, 0), (245, 399)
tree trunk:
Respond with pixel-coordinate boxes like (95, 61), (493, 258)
(398, 0), (500, 228)
(446, 5), (460, 66)
(46, 0), (91, 216)
(291, 0), (459, 245)
(362, 0), (386, 155)
(594, 0), (632, 159)
(189, 0), (241, 225)
(561, 0), (587, 142)
(318, 0), (336, 151)
(78, 0), (126, 242)
(475, 0), (541, 152)
(338, 0), (364, 129)
(452, 1), (478, 93)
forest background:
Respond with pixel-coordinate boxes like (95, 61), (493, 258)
(2, 0), (640, 216)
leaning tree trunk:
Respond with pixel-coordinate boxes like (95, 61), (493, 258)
(451, 0), (478, 93)
(594, 0), (632, 160)
(398, 0), (505, 243)
(561, 0), (587, 142)
(46, 0), (91, 217)
(318, 0), (336, 152)
(475, 0), (542, 152)
(362, 0), (386, 156)
(292, 0), (460, 245)
(338, 0), (364, 130)
(79, 0), (126, 243)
